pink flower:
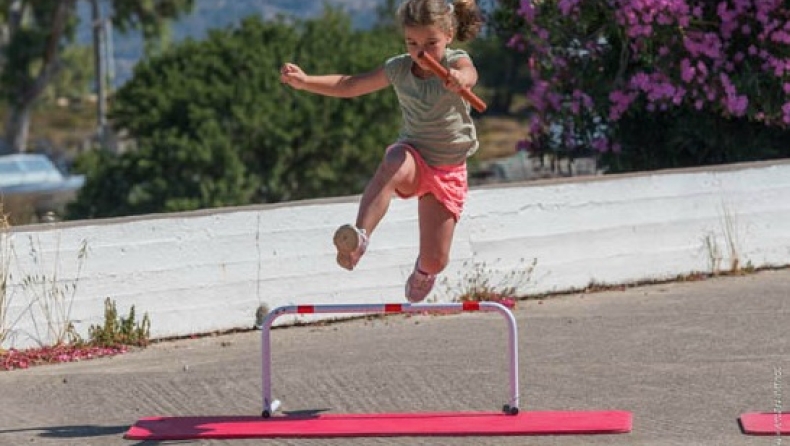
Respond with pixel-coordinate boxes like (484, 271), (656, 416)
(609, 89), (637, 120)
(591, 137), (609, 152)
(724, 95), (749, 117)
(696, 61), (709, 79)
(681, 58), (695, 83)
(518, 0), (535, 22)
(558, 0), (580, 16)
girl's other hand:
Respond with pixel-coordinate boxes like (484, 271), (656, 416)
(280, 63), (306, 89)
(443, 68), (465, 93)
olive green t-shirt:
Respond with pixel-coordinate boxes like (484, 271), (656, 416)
(383, 48), (479, 166)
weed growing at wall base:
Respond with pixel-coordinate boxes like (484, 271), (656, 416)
(88, 298), (151, 348)
(441, 258), (537, 303)
(700, 202), (756, 276)
(1, 298), (151, 371)
(17, 234), (88, 347)
(0, 204), (13, 345)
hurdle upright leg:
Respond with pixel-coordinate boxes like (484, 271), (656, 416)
(260, 301), (520, 417)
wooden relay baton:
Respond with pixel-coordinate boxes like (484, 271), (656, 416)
(417, 50), (487, 113)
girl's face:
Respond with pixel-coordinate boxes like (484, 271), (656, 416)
(404, 25), (453, 70)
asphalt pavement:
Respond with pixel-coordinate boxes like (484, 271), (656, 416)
(1, 268), (789, 446)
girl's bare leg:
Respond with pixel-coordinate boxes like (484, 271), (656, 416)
(335, 145), (419, 270)
(416, 194), (457, 274)
(356, 144), (419, 235)
(404, 193), (456, 301)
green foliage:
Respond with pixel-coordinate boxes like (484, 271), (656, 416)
(0, 1), (78, 104)
(470, 35), (532, 113)
(110, 0), (194, 37)
(602, 107), (790, 172)
(471, 0), (532, 113)
(68, 127), (257, 218)
(373, 0), (400, 31)
(110, 0), (193, 57)
(0, 0), (194, 100)
(39, 44), (93, 105)
(0, 0), (194, 153)
(88, 297), (150, 348)
(69, 9), (403, 219)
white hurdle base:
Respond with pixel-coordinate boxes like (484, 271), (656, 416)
(260, 302), (519, 417)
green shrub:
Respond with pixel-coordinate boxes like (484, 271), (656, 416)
(88, 298), (151, 347)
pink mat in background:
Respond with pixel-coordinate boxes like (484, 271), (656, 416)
(740, 412), (789, 436)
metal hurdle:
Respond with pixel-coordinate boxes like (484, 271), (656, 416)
(260, 301), (520, 417)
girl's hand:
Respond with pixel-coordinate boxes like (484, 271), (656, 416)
(443, 68), (467, 93)
(280, 63), (306, 89)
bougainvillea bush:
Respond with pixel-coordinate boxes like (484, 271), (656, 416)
(513, 0), (790, 171)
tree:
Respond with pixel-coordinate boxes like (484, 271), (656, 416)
(40, 44), (93, 105)
(470, 0), (532, 113)
(0, 0), (194, 155)
(67, 10), (404, 220)
(511, 0), (790, 172)
(67, 126), (256, 218)
(373, 0), (399, 31)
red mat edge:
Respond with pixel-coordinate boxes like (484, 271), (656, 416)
(125, 410), (633, 440)
(740, 412), (790, 436)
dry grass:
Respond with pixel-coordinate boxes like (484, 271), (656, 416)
(0, 204), (11, 346)
(0, 104), (96, 157)
(475, 116), (526, 161)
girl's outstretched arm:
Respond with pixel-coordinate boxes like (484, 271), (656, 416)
(280, 63), (390, 98)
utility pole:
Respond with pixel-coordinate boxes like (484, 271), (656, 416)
(91, 0), (107, 147)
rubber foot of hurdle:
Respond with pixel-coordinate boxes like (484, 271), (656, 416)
(739, 412), (790, 435)
(125, 410), (632, 440)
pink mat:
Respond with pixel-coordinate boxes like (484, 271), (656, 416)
(125, 410), (632, 440)
(740, 412), (789, 435)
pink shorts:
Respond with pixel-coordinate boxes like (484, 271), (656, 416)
(390, 144), (468, 221)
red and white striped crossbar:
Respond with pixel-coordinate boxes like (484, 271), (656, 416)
(260, 302), (520, 417)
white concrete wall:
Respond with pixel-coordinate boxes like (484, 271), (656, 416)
(2, 160), (790, 349)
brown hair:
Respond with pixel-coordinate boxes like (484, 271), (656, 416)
(397, 0), (484, 42)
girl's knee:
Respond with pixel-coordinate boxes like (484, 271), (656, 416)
(376, 145), (416, 187)
(381, 145), (410, 174)
(384, 144), (409, 165)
